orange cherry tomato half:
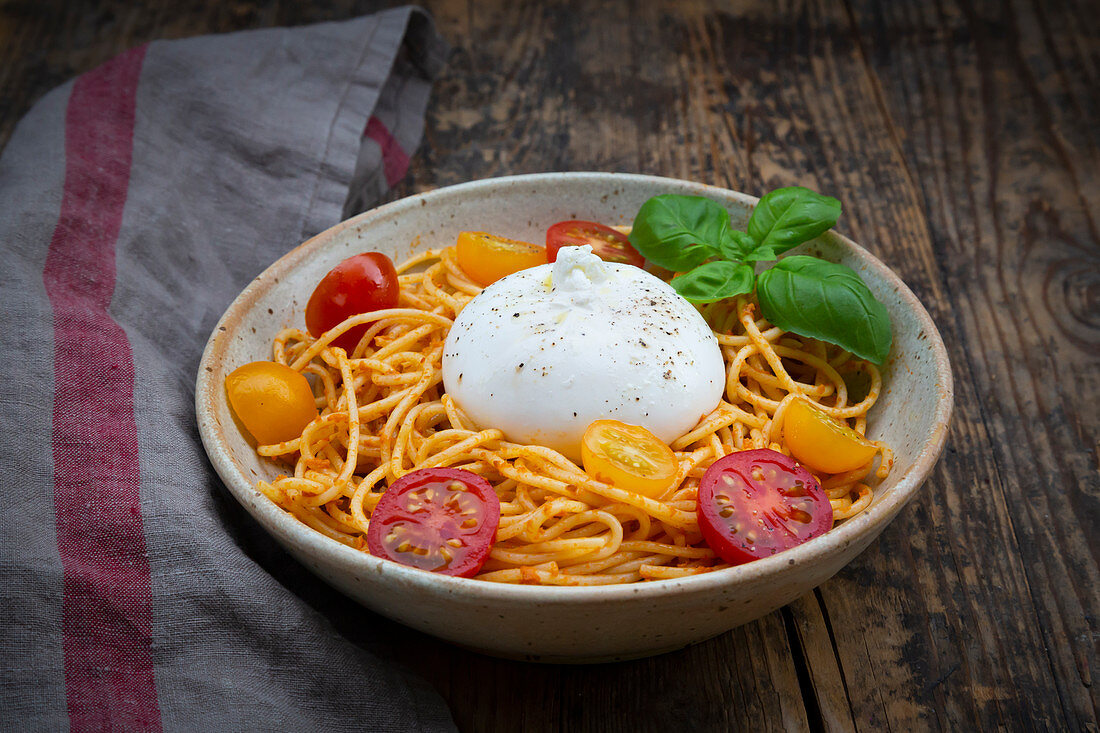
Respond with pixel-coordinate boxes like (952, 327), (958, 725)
(783, 398), (877, 474)
(455, 231), (547, 286)
(697, 449), (833, 565)
(305, 252), (399, 353)
(366, 467), (500, 577)
(225, 361), (318, 446)
(581, 419), (678, 498)
(546, 220), (645, 267)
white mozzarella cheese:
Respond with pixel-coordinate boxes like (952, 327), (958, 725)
(442, 246), (725, 461)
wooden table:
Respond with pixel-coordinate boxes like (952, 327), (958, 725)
(5, 1), (1097, 730)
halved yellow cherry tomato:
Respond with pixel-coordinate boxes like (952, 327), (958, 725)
(581, 420), (678, 498)
(225, 361), (318, 446)
(783, 398), (877, 474)
(455, 231), (547, 286)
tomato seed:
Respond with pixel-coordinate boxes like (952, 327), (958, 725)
(790, 508), (812, 524)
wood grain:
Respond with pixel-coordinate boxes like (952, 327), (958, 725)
(3, 0), (1096, 730)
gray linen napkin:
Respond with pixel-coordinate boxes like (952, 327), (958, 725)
(0, 7), (457, 731)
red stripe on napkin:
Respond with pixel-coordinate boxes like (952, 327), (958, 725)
(364, 115), (410, 186)
(42, 45), (162, 732)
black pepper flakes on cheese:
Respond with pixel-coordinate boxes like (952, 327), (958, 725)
(441, 250), (725, 451)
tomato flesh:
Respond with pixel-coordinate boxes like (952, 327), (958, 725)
(455, 231), (547, 286)
(305, 252), (399, 353)
(546, 220), (644, 267)
(697, 449), (832, 564)
(225, 361), (318, 445)
(366, 468), (500, 577)
(581, 419), (678, 498)
(784, 398), (877, 474)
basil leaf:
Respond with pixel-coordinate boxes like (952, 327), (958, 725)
(746, 186), (841, 256)
(756, 256), (892, 364)
(628, 195), (730, 271)
(742, 242), (780, 263)
(718, 230), (757, 262)
(670, 261), (755, 304)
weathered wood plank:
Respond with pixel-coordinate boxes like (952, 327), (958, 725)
(654, 0), (1098, 730)
(843, 0), (1100, 729)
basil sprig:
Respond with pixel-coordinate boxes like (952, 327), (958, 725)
(627, 186), (892, 365)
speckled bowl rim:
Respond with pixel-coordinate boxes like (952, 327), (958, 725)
(197, 172), (954, 606)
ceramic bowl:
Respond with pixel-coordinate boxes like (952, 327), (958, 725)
(196, 172), (953, 663)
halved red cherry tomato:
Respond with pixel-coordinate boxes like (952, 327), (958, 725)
(581, 419), (678, 498)
(546, 220), (645, 267)
(305, 252), (399, 353)
(225, 361), (318, 445)
(366, 468), (500, 577)
(455, 231), (547, 286)
(697, 449), (833, 565)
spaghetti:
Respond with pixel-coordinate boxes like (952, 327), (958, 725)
(252, 246), (893, 585)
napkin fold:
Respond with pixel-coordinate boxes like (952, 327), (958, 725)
(0, 8), (456, 731)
